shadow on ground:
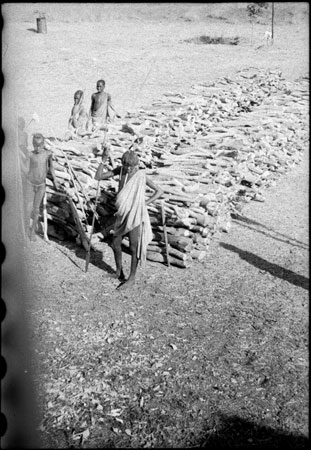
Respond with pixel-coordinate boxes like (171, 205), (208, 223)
(73, 243), (115, 275)
(231, 213), (309, 250)
(42, 235), (116, 275)
(220, 242), (309, 290)
(199, 413), (309, 449)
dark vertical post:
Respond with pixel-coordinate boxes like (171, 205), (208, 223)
(36, 17), (47, 34)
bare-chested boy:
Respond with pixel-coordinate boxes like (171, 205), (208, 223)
(28, 133), (60, 241)
(87, 79), (120, 132)
(95, 144), (163, 289)
(67, 90), (88, 138)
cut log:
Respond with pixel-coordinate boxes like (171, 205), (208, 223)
(152, 232), (193, 252)
(190, 249), (207, 261)
(146, 251), (191, 268)
(157, 226), (191, 237)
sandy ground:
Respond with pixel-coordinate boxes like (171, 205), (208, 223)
(2, 3), (309, 447)
(2, 3), (309, 137)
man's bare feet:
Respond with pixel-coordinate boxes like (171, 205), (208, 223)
(116, 270), (126, 282)
(116, 278), (135, 290)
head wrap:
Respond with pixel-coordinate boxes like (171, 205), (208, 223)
(121, 150), (139, 167)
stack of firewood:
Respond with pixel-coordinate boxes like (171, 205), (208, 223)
(43, 68), (309, 268)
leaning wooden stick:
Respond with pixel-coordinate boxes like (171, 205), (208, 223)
(85, 130), (108, 272)
(85, 180), (101, 272)
(43, 192), (50, 243)
(67, 195), (90, 252)
(60, 148), (87, 220)
(50, 189), (90, 251)
(161, 199), (170, 267)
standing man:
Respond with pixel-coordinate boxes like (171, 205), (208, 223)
(95, 146), (163, 289)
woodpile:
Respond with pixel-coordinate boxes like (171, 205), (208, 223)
(43, 68), (309, 268)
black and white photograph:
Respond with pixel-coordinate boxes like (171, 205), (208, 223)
(2, 2), (309, 448)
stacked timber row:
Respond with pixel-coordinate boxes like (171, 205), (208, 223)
(43, 68), (309, 268)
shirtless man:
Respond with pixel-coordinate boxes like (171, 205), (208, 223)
(87, 79), (120, 132)
(28, 133), (60, 241)
(67, 90), (88, 138)
(95, 147), (163, 289)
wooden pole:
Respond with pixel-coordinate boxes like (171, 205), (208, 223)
(85, 130), (107, 272)
(85, 180), (101, 272)
(67, 195), (89, 252)
(161, 200), (170, 267)
(43, 192), (50, 242)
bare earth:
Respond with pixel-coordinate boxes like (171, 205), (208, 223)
(2, 3), (309, 448)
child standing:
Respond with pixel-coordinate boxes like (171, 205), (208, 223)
(87, 79), (120, 132)
(28, 133), (59, 241)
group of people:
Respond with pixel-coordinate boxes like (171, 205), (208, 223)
(24, 79), (163, 289)
(66, 79), (120, 139)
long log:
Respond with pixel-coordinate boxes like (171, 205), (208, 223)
(152, 232), (193, 252)
(147, 242), (188, 261)
(67, 196), (89, 251)
(146, 251), (191, 268)
(190, 249), (207, 261)
(157, 225), (191, 237)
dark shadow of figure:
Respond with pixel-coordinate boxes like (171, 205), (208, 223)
(18, 116), (32, 239)
(198, 413), (309, 449)
(220, 242), (309, 291)
(42, 233), (115, 275)
(51, 213), (116, 275)
(231, 212), (309, 250)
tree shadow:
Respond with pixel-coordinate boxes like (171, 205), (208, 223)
(231, 213), (309, 250)
(220, 243), (309, 291)
(198, 413), (308, 449)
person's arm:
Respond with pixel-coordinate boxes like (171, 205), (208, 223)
(72, 115), (79, 129)
(68, 106), (74, 128)
(76, 106), (89, 130)
(86, 96), (95, 131)
(145, 176), (163, 206)
(20, 149), (30, 175)
(47, 153), (60, 190)
(27, 154), (33, 178)
(107, 93), (121, 119)
(95, 164), (120, 181)
(89, 93), (95, 117)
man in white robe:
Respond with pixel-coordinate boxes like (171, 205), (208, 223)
(95, 146), (163, 289)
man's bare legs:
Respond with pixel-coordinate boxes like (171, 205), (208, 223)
(112, 226), (140, 290)
(125, 226), (140, 287)
(112, 234), (126, 282)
